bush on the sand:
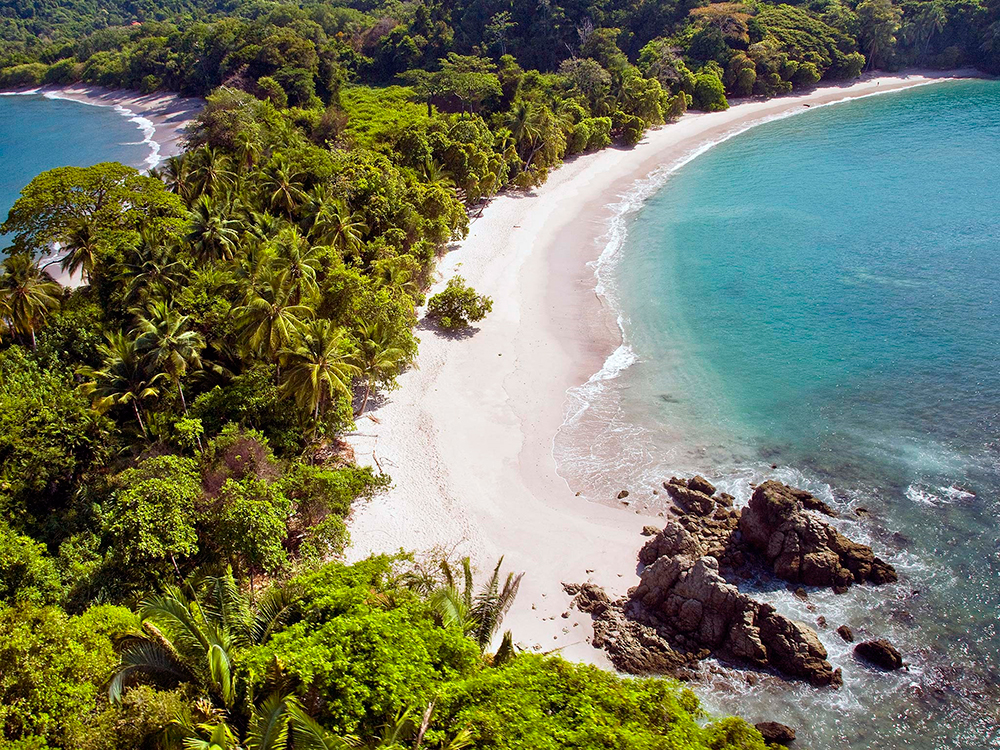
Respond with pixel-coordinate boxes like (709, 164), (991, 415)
(427, 276), (493, 329)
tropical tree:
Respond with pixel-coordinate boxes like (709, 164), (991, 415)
(350, 319), (407, 416)
(56, 216), (100, 282)
(262, 159), (307, 218)
(309, 199), (366, 258)
(279, 319), (360, 431)
(78, 331), (163, 439)
(187, 196), (240, 263)
(133, 300), (207, 414)
(234, 270), (314, 366)
(857, 0), (902, 69)
(106, 571), (341, 750)
(429, 557), (522, 659)
(272, 228), (323, 304)
(159, 154), (195, 203)
(0, 253), (61, 349)
(191, 147), (235, 200)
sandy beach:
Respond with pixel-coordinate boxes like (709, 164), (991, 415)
(5, 85), (204, 286)
(35, 84), (203, 168)
(344, 71), (978, 663)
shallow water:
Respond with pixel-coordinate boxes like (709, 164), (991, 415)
(0, 93), (150, 237)
(556, 79), (1000, 748)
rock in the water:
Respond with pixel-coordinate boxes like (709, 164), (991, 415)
(855, 639), (903, 670)
(618, 489), (630, 499)
(836, 625), (854, 642)
(688, 475), (717, 496)
(755, 722), (796, 745)
(739, 481), (897, 588)
(632, 554), (841, 686)
(642, 525), (660, 537)
(664, 478), (716, 515)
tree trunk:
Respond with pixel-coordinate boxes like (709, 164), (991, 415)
(30, 328), (37, 351)
(178, 382), (188, 414)
(133, 400), (149, 441)
(356, 379), (373, 418)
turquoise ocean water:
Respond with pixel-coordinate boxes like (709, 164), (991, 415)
(0, 92), (151, 234)
(556, 79), (1000, 748)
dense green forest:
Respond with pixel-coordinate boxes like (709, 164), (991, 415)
(0, 0), (995, 744)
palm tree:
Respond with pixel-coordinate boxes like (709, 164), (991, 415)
(191, 147), (235, 200)
(272, 228), (323, 304)
(350, 319), (407, 417)
(429, 557), (522, 659)
(309, 199), (366, 258)
(107, 571), (342, 750)
(263, 159), (307, 218)
(109, 571), (298, 705)
(0, 253), (61, 349)
(279, 319), (360, 431)
(234, 270), (314, 367)
(57, 216), (100, 282)
(187, 196), (240, 263)
(133, 300), (206, 414)
(124, 231), (189, 306)
(160, 154), (195, 204)
(78, 331), (163, 439)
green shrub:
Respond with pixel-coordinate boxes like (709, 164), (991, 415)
(427, 276), (493, 329)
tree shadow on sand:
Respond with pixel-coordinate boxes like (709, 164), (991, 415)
(416, 315), (481, 340)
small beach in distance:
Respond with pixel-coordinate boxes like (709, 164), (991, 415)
(345, 70), (997, 747)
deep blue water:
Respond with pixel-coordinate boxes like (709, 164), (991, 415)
(0, 93), (150, 240)
(557, 80), (1000, 748)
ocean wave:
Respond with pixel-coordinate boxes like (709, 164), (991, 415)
(41, 90), (161, 170)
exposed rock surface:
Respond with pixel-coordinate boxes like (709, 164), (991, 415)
(855, 639), (903, 670)
(572, 477), (901, 688)
(837, 625), (855, 643)
(739, 481), (897, 589)
(755, 722), (796, 745)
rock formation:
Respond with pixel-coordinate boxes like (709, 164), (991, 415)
(570, 477), (900, 688)
(755, 722), (796, 745)
(739, 481), (897, 589)
(855, 639), (903, 670)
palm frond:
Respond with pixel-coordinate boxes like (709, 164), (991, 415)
(108, 639), (191, 703)
(246, 692), (293, 750)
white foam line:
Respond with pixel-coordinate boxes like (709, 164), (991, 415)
(563, 77), (957, 430)
(40, 89), (162, 170)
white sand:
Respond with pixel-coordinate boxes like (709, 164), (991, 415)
(346, 71), (975, 662)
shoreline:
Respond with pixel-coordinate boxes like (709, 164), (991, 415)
(2, 84), (203, 170)
(344, 70), (976, 664)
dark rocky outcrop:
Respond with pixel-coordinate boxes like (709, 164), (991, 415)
(755, 722), (796, 745)
(739, 481), (897, 589)
(572, 476), (901, 689)
(855, 639), (903, 670)
(836, 625), (855, 643)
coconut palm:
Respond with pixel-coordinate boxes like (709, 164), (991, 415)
(191, 147), (235, 200)
(262, 159), (307, 218)
(309, 199), (366, 258)
(57, 216), (100, 282)
(429, 557), (522, 659)
(187, 196), (241, 262)
(133, 300), (206, 414)
(350, 319), (407, 416)
(160, 154), (195, 203)
(234, 270), (314, 366)
(279, 319), (360, 430)
(124, 229), (189, 305)
(0, 253), (61, 349)
(272, 228), (323, 304)
(78, 331), (164, 439)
